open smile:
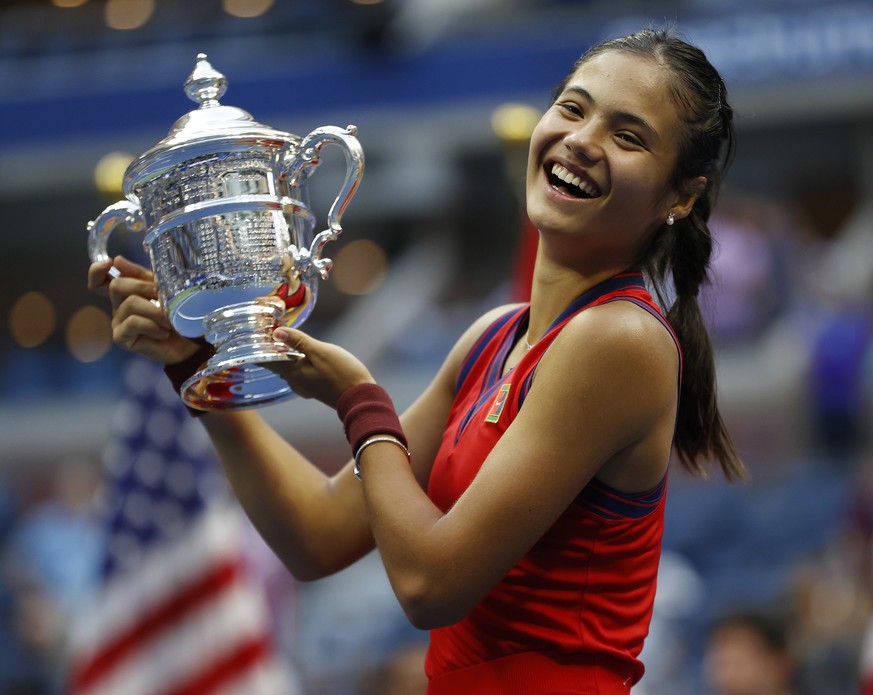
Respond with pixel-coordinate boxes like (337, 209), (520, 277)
(546, 163), (602, 199)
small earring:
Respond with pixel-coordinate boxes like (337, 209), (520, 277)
(666, 212), (675, 226)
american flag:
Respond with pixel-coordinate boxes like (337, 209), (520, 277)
(68, 357), (298, 695)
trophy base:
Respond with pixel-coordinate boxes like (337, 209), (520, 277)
(181, 351), (301, 411)
(179, 298), (302, 411)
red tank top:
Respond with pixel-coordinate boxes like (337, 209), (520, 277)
(425, 272), (681, 694)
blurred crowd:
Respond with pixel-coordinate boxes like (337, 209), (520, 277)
(2, 185), (873, 694)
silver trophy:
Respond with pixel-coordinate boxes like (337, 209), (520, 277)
(88, 54), (364, 410)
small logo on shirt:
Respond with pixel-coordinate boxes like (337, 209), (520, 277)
(485, 383), (511, 423)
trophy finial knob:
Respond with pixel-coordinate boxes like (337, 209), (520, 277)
(184, 53), (228, 108)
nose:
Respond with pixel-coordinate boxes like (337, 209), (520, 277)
(563, 120), (604, 163)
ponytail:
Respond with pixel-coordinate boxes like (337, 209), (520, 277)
(662, 67), (744, 481)
(648, 203), (745, 482)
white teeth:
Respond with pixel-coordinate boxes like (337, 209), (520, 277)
(550, 163), (598, 197)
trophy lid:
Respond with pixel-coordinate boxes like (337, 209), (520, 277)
(124, 54), (297, 188)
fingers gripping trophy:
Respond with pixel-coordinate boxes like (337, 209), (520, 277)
(87, 54), (364, 411)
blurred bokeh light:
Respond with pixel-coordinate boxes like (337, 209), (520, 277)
(104, 0), (154, 30)
(491, 102), (541, 143)
(93, 152), (134, 197)
(223, 0), (274, 18)
(9, 291), (57, 348)
(65, 305), (113, 363)
(333, 239), (388, 296)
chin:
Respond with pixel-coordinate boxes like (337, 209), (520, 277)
(526, 207), (580, 239)
(525, 199), (558, 234)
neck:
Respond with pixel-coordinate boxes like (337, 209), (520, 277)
(526, 245), (633, 343)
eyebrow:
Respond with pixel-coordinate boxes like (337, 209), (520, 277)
(561, 85), (661, 145)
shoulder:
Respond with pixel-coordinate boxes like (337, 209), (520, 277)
(552, 298), (678, 372)
(532, 299), (679, 427)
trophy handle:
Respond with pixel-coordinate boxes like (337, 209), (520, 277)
(87, 199), (146, 263)
(285, 125), (364, 280)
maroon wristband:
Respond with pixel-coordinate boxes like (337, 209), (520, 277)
(336, 383), (406, 453)
(163, 340), (215, 418)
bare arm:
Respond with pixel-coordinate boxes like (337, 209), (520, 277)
(196, 361), (459, 580)
(224, 307), (518, 578)
(86, 255), (497, 580)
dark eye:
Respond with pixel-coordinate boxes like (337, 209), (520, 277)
(559, 102), (583, 117)
(617, 132), (643, 147)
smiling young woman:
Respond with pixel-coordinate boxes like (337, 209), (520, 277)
(89, 27), (743, 695)
(526, 53), (696, 267)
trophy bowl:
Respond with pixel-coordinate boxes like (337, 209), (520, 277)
(88, 54), (364, 410)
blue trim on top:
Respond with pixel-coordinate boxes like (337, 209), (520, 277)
(546, 272), (645, 335)
(516, 370), (535, 412)
(453, 306), (527, 445)
(575, 475), (667, 521)
(455, 308), (523, 395)
(482, 316), (521, 392)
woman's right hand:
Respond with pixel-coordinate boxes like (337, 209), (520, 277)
(87, 255), (201, 365)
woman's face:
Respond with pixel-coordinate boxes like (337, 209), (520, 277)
(526, 50), (694, 265)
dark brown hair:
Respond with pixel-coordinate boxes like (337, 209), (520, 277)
(559, 28), (745, 481)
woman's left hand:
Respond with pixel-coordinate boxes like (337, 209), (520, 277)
(271, 327), (375, 409)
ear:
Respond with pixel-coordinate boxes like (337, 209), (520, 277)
(669, 176), (707, 222)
